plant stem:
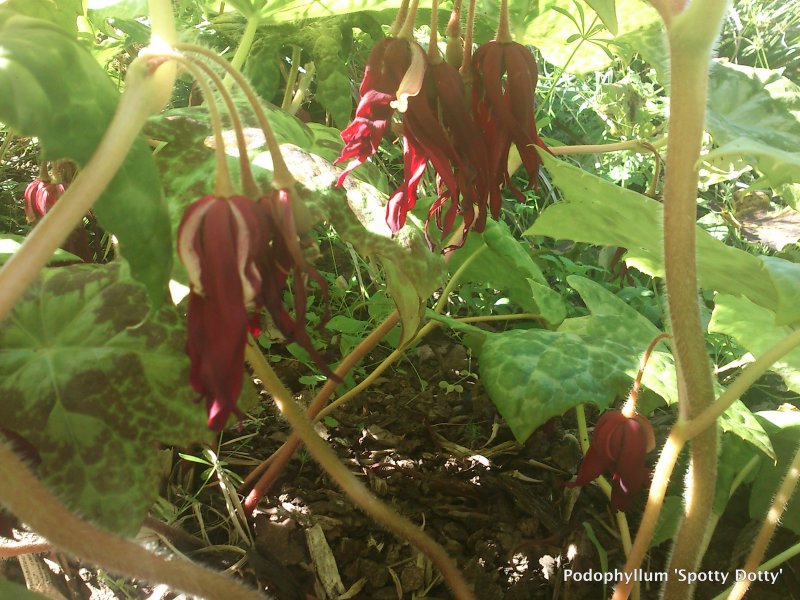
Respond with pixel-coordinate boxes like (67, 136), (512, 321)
(683, 327), (800, 440)
(244, 339), (476, 600)
(0, 440), (270, 600)
(224, 14), (260, 88)
(280, 46), (302, 111)
(712, 541), (800, 600)
(622, 333), (671, 418)
(0, 540), (51, 558)
(242, 312), (400, 508)
(612, 431), (685, 599)
(145, 0), (178, 113)
(654, 2), (728, 596)
(726, 443), (800, 600)
(173, 57), (235, 197)
(0, 56), (167, 325)
(177, 44), (295, 190)
(0, 130), (14, 165)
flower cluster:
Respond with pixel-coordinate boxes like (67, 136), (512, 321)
(177, 190), (333, 430)
(335, 14), (547, 247)
(565, 410), (656, 512)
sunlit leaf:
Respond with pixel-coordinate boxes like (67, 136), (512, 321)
(528, 152), (800, 324)
(0, 12), (172, 307)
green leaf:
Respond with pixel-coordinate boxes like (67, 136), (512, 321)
(528, 151), (800, 324)
(0, 234), (82, 265)
(520, 0), (661, 74)
(709, 294), (800, 395)
(479, 329), (640, 442)
(2, 0), (79, 34)
(704, 62), (800, 194)
(447, 219), (566, 325)
(583, 0), (617, 35)
(0, 262), (210, 535)
(0, 577), (51, 600)
(650, 496), (682, 548)
(86, 0), (148, 21)
(0, 12), (172, 307)
(749, 410), (800, 535)
(255, 0), (407, 22)
(559, 275), (677, 405)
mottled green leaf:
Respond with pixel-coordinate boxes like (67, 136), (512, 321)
(528, 152), (800, 324)
(559, 275), (677, 405)
(479, 329), (639, 442)
(0, 262), (210, 535)
(447, 219), (566, 325)
(86, 0), (147, 21)
(521, 0), (661, 73)
(0, 12), (172, 306)
(749, 410), (800, 534)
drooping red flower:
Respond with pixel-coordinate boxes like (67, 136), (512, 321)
(178, 195), (267, 430)
(24, 179), (64, 223)
(565, 410), (656, 512)
(257, 188), (337, 380)
(472, 40), (549, 215)
(335, 37), (426, 187)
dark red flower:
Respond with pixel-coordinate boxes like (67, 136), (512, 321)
(178, 195), (267, 430)
(335, 37), (426, 186)
(24, 179), (64, 223)
(472, 40), (548, 213)
(565, 410), (655, 512)
(257, 188), (337, 380)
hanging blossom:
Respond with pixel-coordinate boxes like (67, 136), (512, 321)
(565, 410), (656, 512)
(177, 190), (336, 430)
(471, 38), (549, 218)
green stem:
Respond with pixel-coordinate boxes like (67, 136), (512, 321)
(613, 431), (685, 599)
(0, 56), (167, 325)
(280, 46), (302, 111)
(174, 58), (235, 197)
(658, 2), (728, 597)
(726, 442), (800, 600)
(244, 339), (476, 600)
(712, 541), (800, 600)
(0, 439), (268, 600)
(145, 0), (178, 112)
(683, 328), (800, 441)
(224, 14), (260, 88)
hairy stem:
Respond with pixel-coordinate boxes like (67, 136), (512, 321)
(0, 56), (167, 325)
(145, 0), (178, 112)
(244, 340), (476, 600)
(727, 443), (800, 600)
(0, 440), (269, 600)
(656, 2), (728, 597)
(613, 431), (685, 599)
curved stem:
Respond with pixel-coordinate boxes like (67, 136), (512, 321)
(244, 339), (476, 600)
(242, 312), (400, 506)
(0, 56), (167, 325)
(684, 328), (800, 441)
(145, 0), (178, 113)
(176, 44), (295, 190)
(183, 56), (257, 196)
(0, 440), (269, 600)
(280, 46), (302, 111)
(726, 443), (800, 600)
(173, 57), (235, 197)
(622, 333), (671, 418)
(612, 431), (685, 599)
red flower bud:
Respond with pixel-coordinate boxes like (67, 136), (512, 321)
(565, 410), (656, 512)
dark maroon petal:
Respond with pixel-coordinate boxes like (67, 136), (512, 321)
(386, 135), (428, 233)
(565, 441), (613, 488)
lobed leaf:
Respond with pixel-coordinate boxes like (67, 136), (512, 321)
(0, 262), (210, 535)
